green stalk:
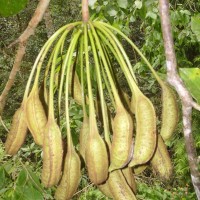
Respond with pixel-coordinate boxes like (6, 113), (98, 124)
(64, 30), (82, 149)
(48, 33), (68, 119)
(95, 21), (165, 87)
(99, 58), (116, 110)
(23, 22), (81, 101)
(43, 49), (55, 105)
(79, 35), (87, 118)
(52, 30), (72, 115)
(93, 22), (137, 84)
(97, 30), (124, 78)
(92, 22), (140, 96)
(101, 42), (115, 81)
(83, 23), (98, 128)
(88, 22), (123, 109)
(88, 28), (110, 144)
(58, 27), (81, 115)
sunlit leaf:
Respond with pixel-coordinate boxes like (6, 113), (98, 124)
(135, 0), (143, 9)
(117, 0), (128, 9)
(105, 5), (118, 17)
(89, 0), (97, 9)
(179, 68), (200, 104)
(16, 169), (27, 186)
(0, 0), (28, 17)
(191, 14), (200, 41)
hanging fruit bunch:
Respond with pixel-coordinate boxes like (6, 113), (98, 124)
(4, 0), (179, 199)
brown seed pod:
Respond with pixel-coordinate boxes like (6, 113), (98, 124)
(26, 87), (47, 146)
(108, 170), (137, 200)
(69, 71), (83, 105)
(130, 96), (136, 114)
(55, 148), (81, 200)
(98, 181), (113, 199)
(109, 106), (134, 171)
(160, 84), (178, 141)
(129, 93), (157, 167)
(79, 114), (89, 161)
(150, 135), (173, 181)
(122, 167), (137, 194)
(133, 164), (148, 175)
(41, 119), (63, 187)
(85, 123), (109, 185)
(5, 104), (28, 155)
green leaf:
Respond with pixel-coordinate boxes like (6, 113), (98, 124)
(117, 0), (128, 9)
(135, 0), (143, 9)
(179, 68), (200, 104)
(89, 0), (97, 9)
(0, 0), (28, 17)
(23, 185), (43, 200)
(0, 167), (6, 189)
(26, 167), (43, 192)
(105, 5), (118, 17)
(16, 169), (28, 186)
(191, 14), (200, 41)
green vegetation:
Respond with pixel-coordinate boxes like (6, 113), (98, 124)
(0, 0), (200, 199)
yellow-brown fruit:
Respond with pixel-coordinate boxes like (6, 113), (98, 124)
(5, 105), (28, 155)
(109, 106), (133, 171)
(79, 115), (89, 161)
(26, 87), (47, 146)
(150, 135), (173, 181)
(130, 96), (135, 114)
(133, 164), (148, 175)
(108, 170), (137, 200)
(70, 71), (83, 105)
(160, 84), (178, 141)
(85, 124), (109, 185)
(122, 167), (137, 194)
(55, 148), (81, 200)
(41, 119), (63, 187)
(129, 94), (157, 167)
(98, 181), (113, 199)
(121, 91), (131, 109)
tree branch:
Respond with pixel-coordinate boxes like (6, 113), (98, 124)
(0, 0), (50, 115)
(8, 0), (50, 47)
(158, 0), (200, 199)
(43, 6), (54, 38)
(82, 0), (89, 22)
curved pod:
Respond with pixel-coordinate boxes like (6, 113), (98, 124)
(85, 124), (109, 185)
(42, 119), (63, 187)
(129, 94), (157, 167)
(55, 149), (81, 200)
(5, 105), (28, 155)
(150, 135), (173, 181)
(109, 107), (134, 171)
(26, 87), (47, 146)
(160, 84), (178, 141)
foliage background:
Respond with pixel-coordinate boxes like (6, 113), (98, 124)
(0, 0), (200, 199)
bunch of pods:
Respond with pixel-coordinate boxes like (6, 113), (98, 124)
(5, 15), (178, 200)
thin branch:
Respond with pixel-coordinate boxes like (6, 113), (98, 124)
(0, 42), (26, 114)
(43, 7), (55, 38)
(82, 0), (89, 22)
(158, 0), (200, 199)
(0, 0), (50, 115)
(0, 116), (9, 132)
(192, 102), (200, 112)
(9, 0), (50, 48)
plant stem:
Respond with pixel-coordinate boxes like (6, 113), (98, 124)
(88, 28), (110, 145)
(64, 30), (81, 149)
(159, 0), (200, 198)
(82, 0), (89, 22)
(89, 22), (123, 109)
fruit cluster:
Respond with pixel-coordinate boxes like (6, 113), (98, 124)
(5, 19), (178, 200)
